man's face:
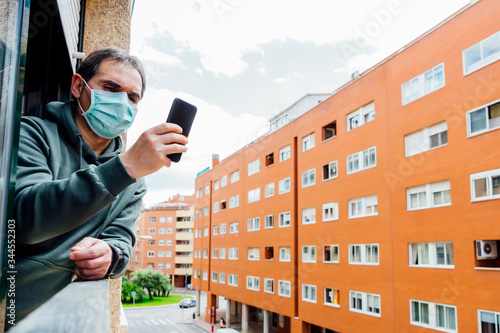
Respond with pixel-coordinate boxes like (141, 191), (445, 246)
(77, 59), (143, 112)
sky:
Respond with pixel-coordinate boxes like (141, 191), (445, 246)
(128, 0), (470, 207)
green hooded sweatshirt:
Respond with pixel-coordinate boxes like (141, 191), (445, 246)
(12, 100), (146, 323)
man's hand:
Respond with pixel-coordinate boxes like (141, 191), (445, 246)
(69, 237), (113, 280)
(120, 123), (189, 179)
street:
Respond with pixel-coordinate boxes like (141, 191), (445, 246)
(125, 305), (205, 333)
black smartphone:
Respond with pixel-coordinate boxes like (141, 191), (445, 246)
(166, 98), (197, 163)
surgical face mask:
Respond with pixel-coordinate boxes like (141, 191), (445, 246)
(77, 79), (138, 139)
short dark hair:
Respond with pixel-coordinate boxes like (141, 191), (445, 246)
(77, 47), (146, 98)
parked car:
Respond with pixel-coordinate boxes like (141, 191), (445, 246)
(179, 298), (196, 308)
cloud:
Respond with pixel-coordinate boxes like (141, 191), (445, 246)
(137, 46), (184, 68)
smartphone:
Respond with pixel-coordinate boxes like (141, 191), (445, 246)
(166, 98), (197, 163)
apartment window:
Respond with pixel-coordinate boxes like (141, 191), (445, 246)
(322, 121), (337, 141)
(324, 245), (339, 263)
(165, 263), (171, 269)
(219, 273), (226, 284)
(302, 168), (316, 188)
(347, 102), (375, 131)
(230, 170), (240, 183)
(265, 183), (275, 198)
(214, 180), (219, 190)
(203, 227), (209, 236)
(279, 177), (291, 194)
(402, 63), (445, 105)
(302, 284), (317, 303)
(248, 159), (260, 176)
(167, 217), (173, 223)
(166, 240), (172, 246)
(204, 206), (209, 216)
(264, 279), (274, 293)
(205, 185), (210, 195)
(228, 274), (238, 286)
(158, 251), (164, 257)
(302, 207), (316, 225)
(471, 168), (500, 201)
(279, 212), (291, 227)
(159, 217), (165, 223)
(411, 300), (457, 331)
(266, 153), (274, 167)
(302, 246), (316, 263)
(220, 223), (226, 234)
(149, 240), (155, 246)
(279, 145), (291, 162)
(246, 276), (260, 291)
(158, 263), (164, 269)
(350, 291), (381, 317)
(164, 251), (171, 258)
(405, 121), (448, 157)
(150, 217), (156, 223)
(203, 271), (208, 280)
(229, 222), (239, 234)
(248, 188), (260, 203)
(247, 217), (260, 231)
(407, 180), (451, 210)
(212, 272), (218, 282)
(212, 248), (218, 259)
(265, 215), (274, 228)
(159, 228), (165, 234)
(220, 200), (227, 210)
(469, 99), (500, 136)
(247, 247), (260, 261)
(221, 175), (227, 187)
(409, 242), (454, 268)
(322, 161), (338, 181)
(279, 280), (291, 297)
(349, 244), (379, 265)
(229, 195), (239, 208)
(265, 247), (274, 260)
(147, 251), (155, 257)
(347, 146), (376, 174)
(213, 202), (219, 213)
(148, 228), (155, 234)
(463, 30), (500, 75)
(279, 247), (291, 262)
(478, 309), (500, 333)
(325, 288), (340, 307)
(228, 248), (239, 260)
(219, 248), (226, 259)
(159, 240), (165, 246)
(322, 202), (339, 222)
(348, 195), (378, 218)
(203, 249), (208, 258)
(302, 133), (315, 152)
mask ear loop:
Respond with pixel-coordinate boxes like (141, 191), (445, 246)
(77, 77), (92, 113)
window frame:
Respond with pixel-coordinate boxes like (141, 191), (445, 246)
(470, 168), (500, 202)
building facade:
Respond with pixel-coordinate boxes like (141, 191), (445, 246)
(193, 0), (500, 332)
(130, 195), (195, 287)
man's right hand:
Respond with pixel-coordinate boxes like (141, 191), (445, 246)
(120, 123), (188, 179)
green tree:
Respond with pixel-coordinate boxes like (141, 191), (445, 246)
(121, 276), (146, 303)
(130, 269), (173, 300)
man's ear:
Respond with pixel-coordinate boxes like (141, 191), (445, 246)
(71, 74), (84, 99)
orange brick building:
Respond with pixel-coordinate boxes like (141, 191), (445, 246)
(193, 0), (500, 332)
(130, 195), (194, 287)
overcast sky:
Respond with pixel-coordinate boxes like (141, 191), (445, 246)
(128, 0), (470, 206)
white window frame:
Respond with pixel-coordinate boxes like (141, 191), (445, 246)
(205, 185), (210, 195)
(322, 161), (338, 181)
(247, 217), (260, 232)
(221, 175), (227, 187)
(279, 145), (291, 162)
(302, 284), (317, 303)
(213, 225), (218, 235)
(478, 309), (500, 333)
(214, 180), (219, 191)
(203, 249), (208, 258)
(302, 207), (316, 225)
(471, 168), (500, 202)
(324, 287), (340, 307)
(228, 247), (239, 260)
(147, 251), (155, 257)
(405, 121), (448, 157)
(228, 274), (238, 287)
(212, 271), (218, 282)
(229, 222), (239, 234)
(158, 263), (164, 269)
(229, 195), (239, 208)
(323, 245), (340, 263)
(265, 183), (275, 198)
(279, 247), (291, 262)
(279, 177), (291, 194)
(322, 202), (339, 222)
(410, 299), (457, 332)
(219, 248), (226, 259)
(301, 168), (316, 188)
(265, 215), (274, 229)
(402, 63), (445, 105)
(350, 291), (381, 317)
(148, 228), (155, 234)
(347, 146), (376, 174)
(213, 202), (219, 213)
(248, 188), (260, 203)
(264, 278), (274, 294)
(159, 240), (165, 246)
(279, 212), (291, 227)
(248, 159), (260, 176)
(212, 248), (218, 259)
(407, 180), (451, 210)
(467, 100), (500, 137)
(347, 101), (375, 131)
(278, 280), (291, 297)
(219, 272), (226, 284)
(247, 247), (260, 261)
(246, 276), (260, 291)
(302, 133), (315, 152)
(463, 30), (500, 75)
(349, 244), (379, 265)
(409, 242), (454, 268)
(203, 271), (208, 280)
(220, 223), (227, 235)
(230, 170), (240, 183)
(348, 195), (378, 218)
(302, 245), (316, 263)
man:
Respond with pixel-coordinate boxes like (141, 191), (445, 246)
(13, 47), (188, 322)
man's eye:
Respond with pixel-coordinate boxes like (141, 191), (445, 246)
(104, 86), (116, 92)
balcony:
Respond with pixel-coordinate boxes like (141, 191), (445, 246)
(174, 268), (193, 276)
(175, 244), (193, 252)
(9, 279), (126, 332)
(176, 221), (194, 229)
(175, 256), (193, 264)
(176, 232), (193, 241)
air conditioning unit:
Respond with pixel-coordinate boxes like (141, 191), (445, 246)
(476, 240), (498, 259)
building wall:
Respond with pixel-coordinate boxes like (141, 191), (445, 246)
(193, 0), (500, 332)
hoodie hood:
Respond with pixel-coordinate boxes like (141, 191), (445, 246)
(45, 100), (124, 166)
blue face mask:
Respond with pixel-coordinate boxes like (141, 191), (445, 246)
(77, 79), (138, 139)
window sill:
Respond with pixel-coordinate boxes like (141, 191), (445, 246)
(324, 303), (340, 308)
(474, 266), (500, 271)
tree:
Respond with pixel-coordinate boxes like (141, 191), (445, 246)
(130, 269), (174, 300)
(121, 276), (146, 303)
